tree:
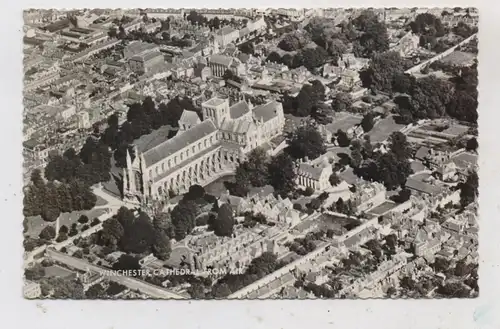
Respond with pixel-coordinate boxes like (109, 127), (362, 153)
(239, 42), (254, 55)
(30, 169), (44, 187)
(77, 215), (89, 224)
(361, 112), (375, 132)
(329, 173), (341, 186)
(211, 283), (232, 298)
(466, 137), (478, 152)
(394, 189), (411, 203)
(286, 122), (326, 160)
(388, 131), (412, 160)
(437, 282), (470, 298)
(376, 153), (412, 190)
(331, 92), (353, 112)
(152, 230), (171, 261)
(184, 185), (206, 201)
(336, 130), (350, 147)
(268, 153), (297, 197)
(234, 148), (269, 190)
(212, 203), (235, 237)
(86, 283), (106, 299)
(350, 140), (364, 168)
(113, 254), (141, 272)
(278, 31), (308, 51)
(99, 218), (124, 248)
(362, 135), (373, 159)
(352, 11), (389, 57)
(50, 278), (85, 299)
(295, 84), (317, 117)
(410, 13), (445, 37)
(25, 263), (45, 281)
(266, 51), (282, 64)
(409, 76), (454, 120)
(119, 212), (156, 254)
(301, 47), (328, 71)
(171, 200), (198, 240)
(446, 89), (478, 123)
(360, 51), (407, 93)
(39, 225), (56, 240)
(460, 170), (478, 208)
(59, 225), (68, 234)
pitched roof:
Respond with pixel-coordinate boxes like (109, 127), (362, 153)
(179, 110), (201, 125)
(134, 125), (172, 154)
(141, 120), (217, 167)
(252, 101), (282, 123)
(220, 117), (256, 134)
(208, 54), (233, 67)
(298, 163), (325, 180)
(415, 146), (430, 160)
(230, 101), (250, 119)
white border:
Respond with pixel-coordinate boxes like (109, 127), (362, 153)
(1, 1), (498, 328)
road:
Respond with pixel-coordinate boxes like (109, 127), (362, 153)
(46, 249), (187, 299)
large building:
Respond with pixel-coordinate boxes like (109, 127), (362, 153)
(123, 97), (285, 202)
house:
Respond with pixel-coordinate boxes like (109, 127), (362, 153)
(214, 26), (239, 46)
(296, 158), (333, 192)
(178, 110), (201, 132)
(128, 51), (164, 74)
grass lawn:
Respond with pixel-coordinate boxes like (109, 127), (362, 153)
(366, 115), (405, 143)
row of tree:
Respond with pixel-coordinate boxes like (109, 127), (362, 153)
(352, 132), (414, 190)
(23, 170), (97, 222)
(97, 207), (171, 260)
(360, 49), (478, 124)
(266, 45), (330, 72)
(44, 140), (111, 187)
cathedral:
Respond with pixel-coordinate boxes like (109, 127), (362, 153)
(122, 96), (285, 203)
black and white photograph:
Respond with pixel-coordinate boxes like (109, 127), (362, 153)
(22, 7), (479, 300)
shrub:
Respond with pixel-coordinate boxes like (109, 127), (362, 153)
(303, 187), (315, 196)
(78, 215), (89, 224)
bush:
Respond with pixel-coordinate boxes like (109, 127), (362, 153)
(23, 238), (45, 252)
(466, 137), (478, 152)
(39, 226), (56, 240)
(303, 187), (315, 197)
(73, 250), (84, 258)
(293, 203), (303, 211)
(81, 224), (90, 232)
(56, 232), (68, 242)
(91, 218), (101, 226)
(78, 215), (89, 224)
(59, 225), (69, 234)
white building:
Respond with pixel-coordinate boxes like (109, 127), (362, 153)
(123, 97), (285, 202)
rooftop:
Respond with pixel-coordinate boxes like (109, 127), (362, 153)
(142, 120), (218, 168)
(134, 125), (172, 154)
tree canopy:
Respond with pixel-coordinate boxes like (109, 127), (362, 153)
(286, 122), (326, 160)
